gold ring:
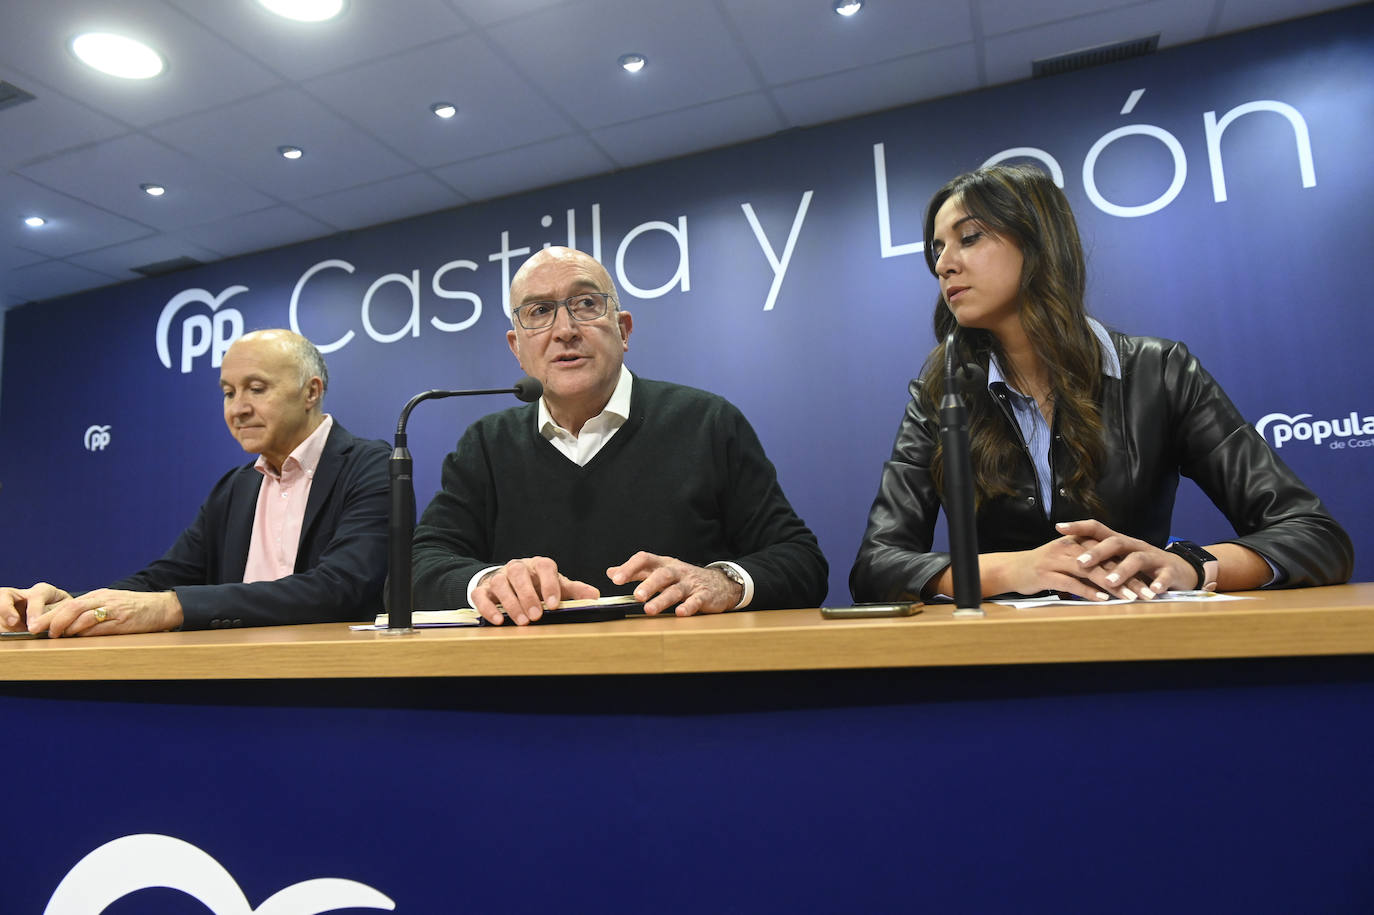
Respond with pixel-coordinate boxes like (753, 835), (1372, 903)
(93, 607), (109, 623)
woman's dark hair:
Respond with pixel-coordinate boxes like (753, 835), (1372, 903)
(918, 164), (1106, 515)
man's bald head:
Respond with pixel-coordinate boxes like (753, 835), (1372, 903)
(230, 329), (329, 397)
(509, 247), (617, 327)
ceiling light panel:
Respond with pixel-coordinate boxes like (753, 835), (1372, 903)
(256, 0), (346, 23)
(70, 33), (165, 79)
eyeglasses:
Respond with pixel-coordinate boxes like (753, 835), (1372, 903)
(513, 292), (615, 330)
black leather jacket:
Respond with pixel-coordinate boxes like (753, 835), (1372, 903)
(850, 333), (1354, 600)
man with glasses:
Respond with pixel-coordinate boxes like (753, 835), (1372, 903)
(411, 246), (827, 624)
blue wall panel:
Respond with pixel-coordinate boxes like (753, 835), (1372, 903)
(2, 6), (1370, 596)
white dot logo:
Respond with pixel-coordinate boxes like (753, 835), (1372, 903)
(83, 425), (112, 451)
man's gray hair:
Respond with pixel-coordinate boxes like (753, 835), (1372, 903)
(284, 333), (329, 396)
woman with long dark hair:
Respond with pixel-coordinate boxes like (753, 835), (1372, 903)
(851, 164), (1352, 602)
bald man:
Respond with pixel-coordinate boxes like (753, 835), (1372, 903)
(412, 247), (828, 624)
(1, 329), (390, 637)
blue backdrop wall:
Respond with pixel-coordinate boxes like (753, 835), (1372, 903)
(2, 5), (1371, 597)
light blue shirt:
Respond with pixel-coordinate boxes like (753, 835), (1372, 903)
(985, 318), (1121, 518)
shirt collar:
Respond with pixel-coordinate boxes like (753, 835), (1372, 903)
(538, 364), (633, 437)
(254, 414), (332, 480)
(986, 317), (1121, 393)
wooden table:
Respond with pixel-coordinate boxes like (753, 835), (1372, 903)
(5, 583), (1373, 680)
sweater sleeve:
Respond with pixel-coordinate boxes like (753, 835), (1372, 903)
(411, 424), (499, 609)
(717, 403), (830, 609)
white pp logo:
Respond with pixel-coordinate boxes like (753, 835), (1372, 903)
(156, 286), (248, 373)
(83, 425), (112, 451)
(45, 833), (395, 914)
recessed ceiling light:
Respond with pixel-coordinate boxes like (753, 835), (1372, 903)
(141, 183), (166, 197)
(70, 33), (165, 79)
(430, 102), (457, 119)
(256, 0), (346, 22)
(24, 216), (47, 228)
(833, 0), (863, 16)
(618, 53), (646, 73)
(278, 145), (304, 160)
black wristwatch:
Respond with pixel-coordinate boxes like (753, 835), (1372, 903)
(1165, 540), (1219, 591)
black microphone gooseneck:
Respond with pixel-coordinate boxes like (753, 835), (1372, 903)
(940, 334), (985, 616)
(385, 377), (543, 633)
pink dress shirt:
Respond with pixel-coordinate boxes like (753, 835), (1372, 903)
(242, 415), (333, 584)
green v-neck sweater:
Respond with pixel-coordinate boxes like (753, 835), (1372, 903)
(412, 376), (828, 610)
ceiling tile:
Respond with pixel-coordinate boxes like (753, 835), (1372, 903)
(0, 0), (282, 127)
(294, 172), (467, 231)
(485, 0), (759, 129)
(64, 232), (223, 280)
(1, 258), (121, 304)
(773, 44), (981, 127)
(177, 205), (335, 258)
(303, 35), (569, 169)
(0, 66), (128, 172)
(0, 243), (46, 273)
(17, 134), (276, 232)
(598, 94), (786, 168)
(447, 0), (577, 27)
(979, 0), (1148, 37)
(149, 88), (417, 200)
(433, 135), (615, 201)
(721, 0), (973, 85)
(982, 0), (1213, 85)
(0, 174), (155, 258)
(165, 0), (471, 81)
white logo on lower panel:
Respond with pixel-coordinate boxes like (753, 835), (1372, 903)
(45, 833), (395, 915)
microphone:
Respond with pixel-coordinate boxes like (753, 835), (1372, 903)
(940, 334), (985, 617)
(384, 377), (543, 633)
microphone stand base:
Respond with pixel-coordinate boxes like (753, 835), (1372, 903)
(379, 626), (417, 635)
(952, 607), (986, 618)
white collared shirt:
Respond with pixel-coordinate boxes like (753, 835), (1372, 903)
(538, 364), (633, 466)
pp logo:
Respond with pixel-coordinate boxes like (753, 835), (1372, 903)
(84, 425), (112, 451)
(45, 833), (395, 914)
(156, 286), (248, 373)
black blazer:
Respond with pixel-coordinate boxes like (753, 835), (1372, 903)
(850, 334), (1354, 601)
(111, 421), (391, 629)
